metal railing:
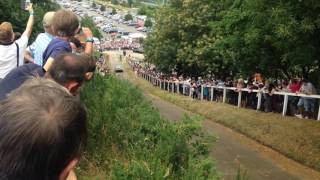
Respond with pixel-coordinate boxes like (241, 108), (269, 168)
(135, 69), (320, 121)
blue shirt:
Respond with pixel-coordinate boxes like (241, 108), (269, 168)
(42, 38), (71, 67)
(0, 64), (45, 101)
(28, 33), (54, 66)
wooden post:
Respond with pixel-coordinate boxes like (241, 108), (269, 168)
(237, 91), (242, 108)
(167, 81), (170, 92)
(223, 88), (227, 103)
(257, 92), (262, 110)
(282, 95), (289, 116)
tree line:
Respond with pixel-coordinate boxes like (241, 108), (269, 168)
(144, 0), (320, 86)
(0, 0), (59, 41)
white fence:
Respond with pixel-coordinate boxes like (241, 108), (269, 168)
(138, 72), (320, 121)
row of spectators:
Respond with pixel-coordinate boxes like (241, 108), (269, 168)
(97, 38), (141, 51)
(129, 60), (319, 120)
(0, 5), (97, 180)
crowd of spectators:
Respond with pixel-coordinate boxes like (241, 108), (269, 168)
(129, 60), (319, 120)
(0, 5), (97, 180)
(98, 38), (141, 51)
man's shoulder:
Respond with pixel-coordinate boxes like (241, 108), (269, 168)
(7, 64), (44, 77)
(0, 64), (45, 101)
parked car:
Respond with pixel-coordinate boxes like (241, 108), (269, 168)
(132, 48), (144, 54)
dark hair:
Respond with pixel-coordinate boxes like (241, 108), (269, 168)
(83, 55), (96, 73)
(47, 53), (88, 85)
(70, 37), (83, 49)
(52, 10), (79, 37)
(0, 78), (87, 180)
(14, 32), (21, 41)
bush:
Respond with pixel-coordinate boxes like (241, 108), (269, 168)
(100, 5), (106, 12)
(144, 18), (153, 28)
(79, 75), (219, 179)
(81, 16), (102, 39)
(112, 7), (117, 15)
(124, 13), (133, 21)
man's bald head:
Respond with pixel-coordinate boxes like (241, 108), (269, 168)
(46, 53), (88, 87)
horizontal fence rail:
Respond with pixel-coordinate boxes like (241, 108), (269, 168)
(130, 66), (320, 121)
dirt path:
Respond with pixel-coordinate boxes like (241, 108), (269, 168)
(108, 52), (319, 180)
(147, 94), (306, 180)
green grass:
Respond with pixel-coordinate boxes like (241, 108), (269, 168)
(127, 70), (320, 172)
(78, 75), (219, 179)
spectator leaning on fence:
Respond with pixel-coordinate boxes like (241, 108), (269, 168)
(295, 79), (317, 119)
(42, 9), (94, 71)
(0, 4), (34, 79)
(24, 11), (56, 65)
(0, 78), (87, 180)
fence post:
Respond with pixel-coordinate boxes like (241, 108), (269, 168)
(201, 85), (204, 101)
(237, 90), (242, 108)
(210, 86), (214, 101)
(282, 95), (289, 116)
(183, 84), (185, 95)
(223, 88), (227, 103)
(167, 81), (170, 92)
(317, 103), (320, 121)
(172, 82), (175, 93)
(176, 83), (179, 93)
(257, 92), (262, 110)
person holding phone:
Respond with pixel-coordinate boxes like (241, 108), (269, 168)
(0, 3), (34, 79)
(42, 10), (94, 71)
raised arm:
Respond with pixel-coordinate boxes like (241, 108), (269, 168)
(82, 27), (94, 55)
(22, 4), (34, 38)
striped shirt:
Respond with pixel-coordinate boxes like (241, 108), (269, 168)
(28, 33), (54, 66)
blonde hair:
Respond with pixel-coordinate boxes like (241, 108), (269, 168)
(0, 22), (14, 44)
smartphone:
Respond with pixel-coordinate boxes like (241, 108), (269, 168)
(21, 0), (31, 10)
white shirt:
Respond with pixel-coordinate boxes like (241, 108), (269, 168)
(0, 35), (28, 78)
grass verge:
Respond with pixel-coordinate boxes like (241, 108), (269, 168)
(78, 75), (219, 179)
(126, 69), (320, 172)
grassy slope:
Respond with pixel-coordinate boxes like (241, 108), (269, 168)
(126, 70), (320, 171)
(78, 75), (219, 179)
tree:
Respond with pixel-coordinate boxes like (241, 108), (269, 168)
(124, 13), (133, 21)
(111, 0), (119, 5)
(144, 0), (320, 86)
(127, 0), (133, 7)
(100, 5), (106, 11)
(92, 2), (96, 8)
(144, 18), (153, 28)
(81, 16), (102, 39)
(112, 8), (117, 15)
(0, 0), (59, 42)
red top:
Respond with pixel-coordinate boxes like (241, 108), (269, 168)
(289, 83), (301, 93)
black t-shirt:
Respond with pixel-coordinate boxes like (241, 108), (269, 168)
(0, 64), (45, 101)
